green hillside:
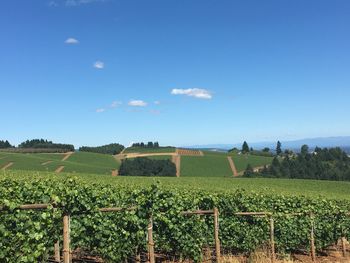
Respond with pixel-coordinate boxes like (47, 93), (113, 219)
(0, 152), (119, 175)
(123, 146), (175, 154)
(229, 153), (274, 172)
(180, 154), (232, 177)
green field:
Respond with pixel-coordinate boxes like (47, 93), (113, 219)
(128, 155), (172, 160)
(2, 169), (350, 200)
(181, 155), (233, 177)
(229, 153), (274, 172)
(0, 152), (120, 175)
(123, 146), (176, 154)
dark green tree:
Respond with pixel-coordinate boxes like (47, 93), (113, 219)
(301, 144), (309, 156)
(242, 141), (250, 154)
(262, 147), (270, 153)
(276, 141), (282, 156)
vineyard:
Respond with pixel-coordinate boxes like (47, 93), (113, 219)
(1, 173), (350, 262)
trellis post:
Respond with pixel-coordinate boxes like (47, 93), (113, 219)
(213, 207), (221, 263)
(269, 217), (276, 263)
(148, 215), (155, 263)
(63, 214), (71, 263)
(310, 214), (316, 262)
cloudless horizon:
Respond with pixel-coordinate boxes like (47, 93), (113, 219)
(1, 0), (350, 147)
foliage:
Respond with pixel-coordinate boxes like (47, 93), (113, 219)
(79, 143), (124, 155)
(276, 141), (282, 156)
(1, 175), (350, 262)
(131, 142), (160, 148)
(18, 139), (74, 152)
(242, 141), (250, 154)
(251, 146), (350, 181)
(0, 140), (13, 149)
(119, 157), (176, 176)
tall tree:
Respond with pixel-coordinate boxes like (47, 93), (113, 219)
(276, 141), (282, 156)
(301, 144), (309, 156)
(242, 141), (250, 154)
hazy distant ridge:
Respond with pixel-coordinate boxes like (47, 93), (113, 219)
(185, 136), (350, 151)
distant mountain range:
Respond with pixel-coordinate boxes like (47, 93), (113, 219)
(184, 136), (350, 153)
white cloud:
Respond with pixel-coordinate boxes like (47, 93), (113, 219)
(93, 61), (104, 69)
(64, 37), (79, 44)
(171, 88), (212, 99)
(110, 101), (122, 108)
(154, 101), (161, 105)
(96, 108), (105, 113)
(128, 100), (147, 107)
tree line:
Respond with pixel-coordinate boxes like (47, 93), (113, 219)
(244, 145), (350, 181)
(0, 140), (13, 149)
(79, 143), (124, 155)
(18, 139), (75, 152)
(119, 157), (176, 176)
(131, 142), (160, 148)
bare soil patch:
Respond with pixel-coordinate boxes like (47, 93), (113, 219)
(111, 169), (118, 176)
(227, 157), (238, 177)
(176, 148), (203, 156)
(1, 162), (13, 170)
(172, 155), (181, 177)
(55, 166), (65, 173)
(62, 152), (74, 161)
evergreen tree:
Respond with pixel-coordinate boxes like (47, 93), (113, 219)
(276, 141), (282, 156)
(242, 141), (250, 154)
(301, 144), (309, 156)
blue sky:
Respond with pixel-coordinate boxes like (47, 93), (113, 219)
(1, 0), (349, 147)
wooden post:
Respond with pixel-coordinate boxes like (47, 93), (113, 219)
(148, 215), (155, 263)
(63, 214), (71, 263)
(310, 215), (316, 262)
(54, 241), (60, 262)
(269, 217), (276, 263)
(214, 207), (221, 263)
(341, 237), (347, 258)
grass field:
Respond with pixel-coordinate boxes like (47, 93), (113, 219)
(229, 153), (274, 172)
(0, 152), (120, 175)
(181, 155), (233, 177)
(123, 147), (176, 154)
(2, 169), (350, 200)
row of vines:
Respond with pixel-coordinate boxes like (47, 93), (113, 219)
(1, 176), (350, 262)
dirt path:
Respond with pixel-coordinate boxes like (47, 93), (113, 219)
(61, 152), (74, 161)
(55, 166), (65, 173)
(227, 156), (238, 177)
(111, 169), (118, 176)
(172, 155), (181, 177)
(41, 160), (52, 165)
(1, 162), (13, 170)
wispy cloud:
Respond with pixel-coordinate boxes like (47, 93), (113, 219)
(64, 37), (79, 44)
(128, 100), (148, 107)
(171, 88), (212, 99)
(48, 1), (59, 7)
(93, 61), (104, 69)
(65, 0), (106, 6)
(154, 101), (161, 105)
(96, 108), (106, 113)
(150, 109), (161, 115)
(110, 101), (122, 108)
